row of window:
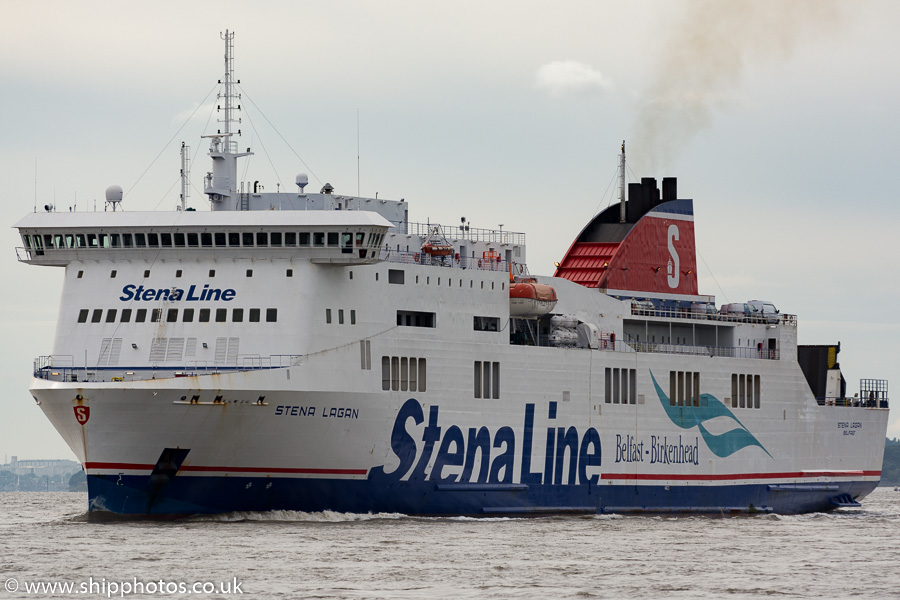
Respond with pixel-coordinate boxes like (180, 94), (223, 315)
(384, 269), (504, 291)
(473, 316), (500, 332)
(669, 371), (701, 407)
(474, 361), (500, 399)
(732, 374), (761, 409)
(23, 230), (385, 252)
(397, 310), (435, 328)
(381, 356), (427, 392)
(77, 307), (277, 324)
(79, 268), (294, 280)
(325, 309), (357, 325)
(606, 368), (638, 404)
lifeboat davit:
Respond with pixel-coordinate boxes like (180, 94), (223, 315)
(509, 282), (558, 316)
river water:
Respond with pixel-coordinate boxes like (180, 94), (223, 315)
(1, 488), (898, 599)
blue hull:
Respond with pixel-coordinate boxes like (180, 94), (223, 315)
(86, 473), (878, 517)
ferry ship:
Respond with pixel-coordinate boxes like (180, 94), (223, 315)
(16, 32), (889, 516)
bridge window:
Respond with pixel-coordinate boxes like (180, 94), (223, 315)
(285, 232), (297, 246)
(271, 232), (282, 246)
(187, 233), (199, 247)
(214, 232), (226, 246)
(314, 232), (325, 247)
(327, 232), (339, 246)
(229, 232), (240, 247)
(135, 233), (146, 247)
(257, 232), (268, 246)
(299, 232), (310, 246)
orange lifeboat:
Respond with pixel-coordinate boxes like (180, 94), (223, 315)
(422, 242), (454, 256)
(509, 282), (558, 316)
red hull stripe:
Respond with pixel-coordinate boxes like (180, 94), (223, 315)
(600, 470), (881, 481)
(83, 462), (879, 481)
(84, 462), (367, 476)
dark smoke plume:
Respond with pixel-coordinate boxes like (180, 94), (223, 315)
(633, 0), (842, 170)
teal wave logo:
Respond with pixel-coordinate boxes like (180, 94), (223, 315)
(650, 371), (772, 459)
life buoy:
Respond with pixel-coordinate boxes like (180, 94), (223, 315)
(414, 253), (419, 262)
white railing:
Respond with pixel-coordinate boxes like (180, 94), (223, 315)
(400, 221), (526, 246)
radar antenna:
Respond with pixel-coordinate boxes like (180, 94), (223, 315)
(203, 30), (253, 209)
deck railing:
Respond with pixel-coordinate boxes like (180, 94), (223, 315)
(385, 250), (524, 275)
(399, 221), (526, 246)
(630, 304), (797, 325)
(32, 354), (303, 383)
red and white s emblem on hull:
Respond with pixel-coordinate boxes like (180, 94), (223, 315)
(74, 405), (90, 425)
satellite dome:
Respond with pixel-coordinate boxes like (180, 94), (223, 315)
(295, 173), (309, 191)
(105, 185), (123, 204)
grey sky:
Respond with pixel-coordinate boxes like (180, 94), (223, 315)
(2, 0), (898, 461)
